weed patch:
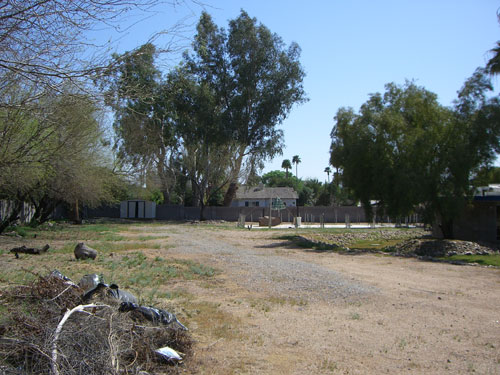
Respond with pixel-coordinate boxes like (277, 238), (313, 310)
(443, 254), (500, 267)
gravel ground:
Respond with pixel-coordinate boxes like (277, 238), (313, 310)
(161, 224), (500, 374)
(167, 225), (376, 302)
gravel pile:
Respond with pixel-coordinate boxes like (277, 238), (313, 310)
(387, 238), (497, 257)
(298, 228), (427, 249)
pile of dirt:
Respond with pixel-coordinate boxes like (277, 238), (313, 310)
(387, 238), (497, 258)
(0, 273), (192, 375)
(299, 228), (427, 249)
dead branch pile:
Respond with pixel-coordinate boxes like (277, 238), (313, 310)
(0, 275), (192, 374)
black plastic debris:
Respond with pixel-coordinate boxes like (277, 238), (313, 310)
(79, 274), (138, 304)
(119, 302), (188, 330)
(107, 284), (138, 304)
(81, 282), (138, 304)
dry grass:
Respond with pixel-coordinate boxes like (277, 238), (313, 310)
(0, 222), (226, 374)
(0, 273), (193, 374)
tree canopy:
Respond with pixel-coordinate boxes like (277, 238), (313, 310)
(330, 70), (500, 237)
(184, 11), (307, 205)
(0, 0), (195, 231)
(0, 89), (120, 231)
(107, 10), (307, 217)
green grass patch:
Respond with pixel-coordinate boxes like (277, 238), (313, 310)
(277, 235), (339, 251)
(14, 223), (125, 241)
(174, 259), (217, 278)
(0, 267), (38, 284)
(92, 252), (217, 289)
(443, 254), (500, 267)
(135, 235), (168, 241)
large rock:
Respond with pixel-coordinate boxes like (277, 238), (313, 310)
(74, 242), (98, 260)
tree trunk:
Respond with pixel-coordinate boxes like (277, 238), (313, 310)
(222, 146), (246, 206)
(199, 201), (206, 221)
(0, 199), (24, 234)
(191, 178), (200, 207)
(439, 219), (455, 239)
(73, 200), (81, 224)
(30, 196), (60, 226)
(222, 182), (238, 207)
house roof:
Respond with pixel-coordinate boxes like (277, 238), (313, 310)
(234, 186), (299, 200)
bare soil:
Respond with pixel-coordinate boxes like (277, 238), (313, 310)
(1, 223), (500, 374)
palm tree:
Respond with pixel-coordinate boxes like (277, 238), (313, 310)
(281, 159), (292, 178)
(486, 41), (500, 75)
(292, 155), (301, 179)
(324, 166), (331, 183)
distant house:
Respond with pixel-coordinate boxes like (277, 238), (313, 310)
(230, 186), (298, 208)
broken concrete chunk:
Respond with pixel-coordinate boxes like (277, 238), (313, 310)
(74, 242), (97, 260)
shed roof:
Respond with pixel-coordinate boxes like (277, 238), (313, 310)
(234, 186), (298, 200)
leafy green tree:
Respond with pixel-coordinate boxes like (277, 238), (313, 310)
(0, 90), (118, 231)
(281, 159), (292, 178)
(168, 63), (235, 218)
(330, 72), (500, 238)
(261, 171), (294, 188)
(184, 11), (307, 206)
(106, 43), (180, 203)
(473, 166), (500, 186)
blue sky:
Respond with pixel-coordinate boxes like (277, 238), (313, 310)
(101, 0), (500, 181)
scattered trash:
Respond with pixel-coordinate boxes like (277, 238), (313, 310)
(155, 346), (183, 362)
(0, 272), (192, 374)
(74, 242), (97, 260)
(78, 274), (138, 303)
(49, 270), (77, 287)
(78, 273), (102, 293)
(10, 244), (50, 257)
(119, 302), (188, 330)
(107, 284), (138, 303)
(82, 282), (138, 304)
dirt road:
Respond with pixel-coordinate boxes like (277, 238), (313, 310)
(157, 224), (500, 374)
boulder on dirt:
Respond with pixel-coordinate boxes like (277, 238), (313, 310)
(74, 242), (97, 260)
(258, 216), (281, 227)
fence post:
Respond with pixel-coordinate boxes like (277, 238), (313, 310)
(268, 198), (272, 228)
(345, 213), (351, 228)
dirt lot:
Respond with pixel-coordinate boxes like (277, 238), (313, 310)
(1, 223), (500, 374)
